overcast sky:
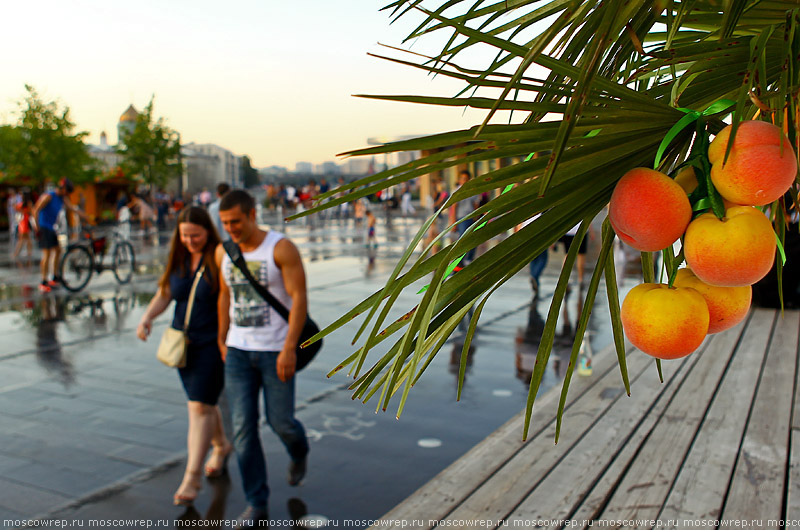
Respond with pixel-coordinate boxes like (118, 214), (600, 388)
(0, 0), (519, 168)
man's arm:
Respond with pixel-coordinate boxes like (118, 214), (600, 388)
(62, 197), (91, 223)
(274, 238), (308, 383)
(215, 244), (231, 361)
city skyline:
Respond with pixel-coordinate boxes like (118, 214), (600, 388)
(0, 1), (514, 169)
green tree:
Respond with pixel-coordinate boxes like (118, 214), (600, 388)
(117, 97), (182, 190)
(241, 155), (260, 188)
(0, 85), (95, 188)
(300, 1), (800, 437)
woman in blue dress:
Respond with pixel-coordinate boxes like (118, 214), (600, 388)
(137, 206), (232, 505)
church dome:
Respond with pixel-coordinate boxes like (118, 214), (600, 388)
(119, 104), (139, 123)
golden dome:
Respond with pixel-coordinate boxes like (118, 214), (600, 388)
(119, 104), (139, 123)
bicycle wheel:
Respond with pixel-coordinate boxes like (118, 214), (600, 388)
(59, 245), (94, 292)
(112, 241), (135, 284)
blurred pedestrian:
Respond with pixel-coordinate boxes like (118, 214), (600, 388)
(12, 190), (34, 260)
(199, 187), (212, 207)
(517, 214), (548, 298)
(7, 188), (21, 249)
(130, 194), (156, 234)
(136, 206), (232, 506)
(423, 179), (449, 252)
(401, 183), (415, 217)
(366, 210), (377, 248)
(449, 170), (479, 265)
(32, 178), (89, 293)
(208, 183), (231, 241)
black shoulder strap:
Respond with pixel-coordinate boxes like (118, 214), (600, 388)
(222, 240), (291, 322)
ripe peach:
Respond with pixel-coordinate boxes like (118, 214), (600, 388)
(609, 168), (692, 252)
(621, 283), (709, 359)
(684, 206), (776, 287)
(673, 268), (751, 334)
(708, 120), (798, 206)
(674, 166), (698, 194)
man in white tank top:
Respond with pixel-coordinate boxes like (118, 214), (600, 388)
(215, 190), (309, 526)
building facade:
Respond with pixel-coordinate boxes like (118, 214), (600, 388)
(182, 142), (242, 195)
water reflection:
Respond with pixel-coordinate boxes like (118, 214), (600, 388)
(175, 474), (232, 529)
(515, 299), (545, 385)
(448, 309), (477, 383)
(364, 245), (377, 277)
(514, 288), (582, 386)
(34, 296), (75, 388)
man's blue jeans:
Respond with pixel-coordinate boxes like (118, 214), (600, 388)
(529, 251), (548, 282)
(225, 347), (309, 509)
(456, 219), (476, 264)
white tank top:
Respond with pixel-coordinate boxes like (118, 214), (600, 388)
(222, 231), (292, 351)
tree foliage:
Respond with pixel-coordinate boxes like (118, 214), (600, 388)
(117, 97), (183, 190)
(0, 85), (95, 188)
(241, 155), (260, 188)
(296, 1), (800, 438)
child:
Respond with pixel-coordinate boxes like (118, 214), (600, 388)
(365, 210), (377, 248)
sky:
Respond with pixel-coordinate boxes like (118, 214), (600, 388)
(0, 0), (512, 169)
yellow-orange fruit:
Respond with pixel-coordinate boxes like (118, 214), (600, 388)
(684, 206), (776, 287)
(621, 283), (709, 359)
(673, 268), (751, 334)
(708, 121), (798, 206)
(673, 166), (738, 209)
(609, 168), (692, 252)
(674, 166), (698, 194)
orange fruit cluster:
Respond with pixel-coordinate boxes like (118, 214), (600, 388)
(609, 121), (797, 360)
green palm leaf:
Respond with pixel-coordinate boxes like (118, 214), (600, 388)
(297, 0), (800, 439)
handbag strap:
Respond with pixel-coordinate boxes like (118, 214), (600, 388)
(183, 264), (206, 331)
(222, 240), (291, 322)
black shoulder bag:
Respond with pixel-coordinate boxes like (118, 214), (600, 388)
(223, 240), (322, 371)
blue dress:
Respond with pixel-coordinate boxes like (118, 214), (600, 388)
(170, 261), (224, 405)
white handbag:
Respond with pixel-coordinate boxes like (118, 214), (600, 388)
(156, 265), (205, 368)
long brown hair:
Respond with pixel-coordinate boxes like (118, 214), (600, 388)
(158, 206), (221, 293)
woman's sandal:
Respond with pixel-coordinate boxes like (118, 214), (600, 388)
(204, 444), (233, 478)
(173, 472), (203, 505)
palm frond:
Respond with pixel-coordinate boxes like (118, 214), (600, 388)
(300, 0), (800, 437)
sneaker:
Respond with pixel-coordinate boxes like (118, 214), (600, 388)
(47, 279), (60, 288)
(234, 506), (269, 528)
(38, 282), (51, 293)
(287, 457), (306, 486)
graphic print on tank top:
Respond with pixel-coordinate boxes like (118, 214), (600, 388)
(227, 260), (270, 327)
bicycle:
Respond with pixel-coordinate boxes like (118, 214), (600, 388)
(58, 226), (136, 292)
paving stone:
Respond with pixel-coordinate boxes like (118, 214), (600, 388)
(91, 407), (175, 428)
(0, 477), (70, 514)
(3, 461), (108, 498)
(0, 453), (34, 473)
(0, 508), (27, 524)
(106, 444), (178, 467)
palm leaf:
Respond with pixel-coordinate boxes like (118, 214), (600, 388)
(303, 0), (800, 437)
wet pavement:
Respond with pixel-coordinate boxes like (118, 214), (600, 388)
(0, 211), (625, 528)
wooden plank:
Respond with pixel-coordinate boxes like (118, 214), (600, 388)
(511, 316), (748, 527)
(440, 349), (673, 529)
(507, 343), (704, 527)
(785, 310), (800, 519)
(658, 308), (779, 522)
(369, 343), (637, 530)
(721, 309), (798, 521)
(597, 312), (766, 523)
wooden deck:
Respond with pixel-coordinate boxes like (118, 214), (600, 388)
(370, 308), (800, 529)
